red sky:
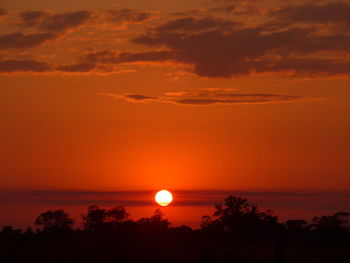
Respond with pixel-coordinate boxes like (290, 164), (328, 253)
(0, 0), (350, 227)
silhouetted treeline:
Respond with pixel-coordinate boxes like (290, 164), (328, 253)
(1, 195), (349, 263)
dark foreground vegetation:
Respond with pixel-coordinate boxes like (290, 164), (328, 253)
(1, 195), (349, 263)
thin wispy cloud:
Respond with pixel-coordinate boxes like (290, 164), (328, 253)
(102, 88), (301, 106)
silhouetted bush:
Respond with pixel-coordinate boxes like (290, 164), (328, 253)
(82, 205), (129, 231)
(310, 211), (350, 242)
(35, 209), (74, 232)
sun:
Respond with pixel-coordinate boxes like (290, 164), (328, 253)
(155, 190), (173, 206)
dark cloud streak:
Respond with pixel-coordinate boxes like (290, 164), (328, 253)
(19, 10), (92, 33)
(0, 8), (7, 16)
(0, 59), (51, 72)
(56, 50), (175, 73)
(1, 189), (349, 211)
(3, 2), (350, 77)
(132, 15), (350, 77)
(103, 89), (300, 106)
(56, 62), (96, 73)
(156, 16), (239, 32)
(272, 3), (350, 25)
(105, 8), (152, 24)
(0, 32), (56, 49)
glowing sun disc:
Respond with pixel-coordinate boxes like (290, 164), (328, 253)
(155, 190), (173, 206)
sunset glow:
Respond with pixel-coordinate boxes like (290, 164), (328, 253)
(1, 1), (349, 261)
(0, 0), (350, 234)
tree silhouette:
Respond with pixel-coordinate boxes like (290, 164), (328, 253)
(83, 205), (106, 231)
(83, 205), (129, 231)
(201, 195), (279, 239)
(200, 215), (224, 234)
(106, 206), (129, 223)
(311, 211), (350, 241)
(1, 197), (350, 263)
(137, 209), (170, 233)
(311, 212), (350, 231)
(285, 219), (308, 231)
(35, 209), (74, 231)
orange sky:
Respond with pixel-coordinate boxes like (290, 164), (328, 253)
(0, 0), (350, 227)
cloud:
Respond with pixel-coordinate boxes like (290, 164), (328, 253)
(17, 8), (152, 34)
(0, 10), (90, 50)
(271, 2), (350, 25)
(156, 16), (239, 32)
(19, 10), (48, 27)
(118, 51), (176, 63)
(104, 8), (153, 24)
(55, 62), (95, 73)
(0, 32), (56, 49)
(264, 58), (350, 77)
(102, 88), (300, 106)
(56, 50), (175, 73)
(0, 59), (51, 72)
(83, 50), (175, 64)
(83, 50), (119, 63)
(1, 189), (350, 211)
(0, 8), (7, 16)
(102, 93), (159, 103)
(19, 10), (92, 32)
(207, 4), (236, 13)
(124, 94), (159, 101)
(55, 51), (117, 72)
(3, 2), (350, 78)
(132, 15), (350, 78)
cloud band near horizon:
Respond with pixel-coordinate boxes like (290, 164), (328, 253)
(1, 189), (350, 212)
